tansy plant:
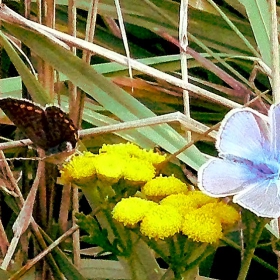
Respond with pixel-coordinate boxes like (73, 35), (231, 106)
(60, 143), (239, 280)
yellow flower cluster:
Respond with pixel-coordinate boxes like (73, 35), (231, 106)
(100, 143), (166, 165)
(60, 143), (166, 185)
(112, 197), (157, 226)
(181, 201), (240, 243)
(113, 182), (239, 243)
(60, 152), (96, 184)
(142, 175), (188, 200)
(60, 143), (240, 244)
(140, 205), (182, 240)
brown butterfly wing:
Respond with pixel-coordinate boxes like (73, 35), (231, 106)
(0, 98), (50, 150)
(44, 106), (78, 151)
(0, 98), (78, 152)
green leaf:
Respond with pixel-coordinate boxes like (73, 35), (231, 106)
(0, 31), (51, 104)
(239, 0), (271, 66)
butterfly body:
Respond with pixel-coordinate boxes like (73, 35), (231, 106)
(0, 98), (78, 154)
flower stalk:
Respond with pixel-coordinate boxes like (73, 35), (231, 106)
(237, 219), (268, 280)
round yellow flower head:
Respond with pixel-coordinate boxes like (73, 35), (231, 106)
(140, 149), (166, 165)
(60, 152), (96, 184)
(142, 175), (188, 200)
(123, 158), (156, 184)
(94, 153), (125, 184)
(98, 143), (157, 184)
(140, 204), (182, 239)
(112, 197), (157, 226)
(181, 207), (223, 243)
(200, 202), (240, 226)
(160, 193), (198, 215)
(184, 191), (218, 208)
(100, 143), (166, 166)
(100, 142), (142, 156)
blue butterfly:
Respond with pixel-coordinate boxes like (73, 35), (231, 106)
(198, 104), (280, 218)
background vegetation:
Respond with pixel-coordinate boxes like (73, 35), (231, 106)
(0, 0), (278, 279)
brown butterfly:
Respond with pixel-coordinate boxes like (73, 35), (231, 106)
(0, 98), (78, 155)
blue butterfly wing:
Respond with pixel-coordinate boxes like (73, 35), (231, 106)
(199, 106), (280, 218)
(217, 108), (270, 164)
(234, 179), (280, 218)
(198, 158), (259, 196)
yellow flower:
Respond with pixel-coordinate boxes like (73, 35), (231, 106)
(94, 153), (125, 183)
(184, 191), (218, 208)
(123, 158), (156, 183)
(200, 202), (240, 226)
(139, 149), (166, 165)
(100, 143), (166, 165)
(100, 142), (141, 156)
(112, 197), (157, 226)
(160, 193), (197, 214)
(98, 143), (157, 183)
(140, 204), (182, 239)
(181, 208), (223, 243)
(60, 152), (96, 184)
(142, 175), (188, 199)
(160, 191), (218, 216)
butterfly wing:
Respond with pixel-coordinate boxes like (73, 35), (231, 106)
(0, 98), (78, 153)
(217, 108), (270, 164)
(234, 179), (280, 218)
(0, 98), (50, 150)
(197, 157), (259, 196)
(44, 106), (78, 152)
(199, 106), (280, 218)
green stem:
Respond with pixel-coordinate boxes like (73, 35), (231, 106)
(223, 237), (277, 274)
(237, 219), (268, 280)
(139, 233), (170, 265)
(177, 233), (187, 260)
(80, 183), (163, 280)
(186, 243), (216, 270)
(168, 237), (182, 279)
